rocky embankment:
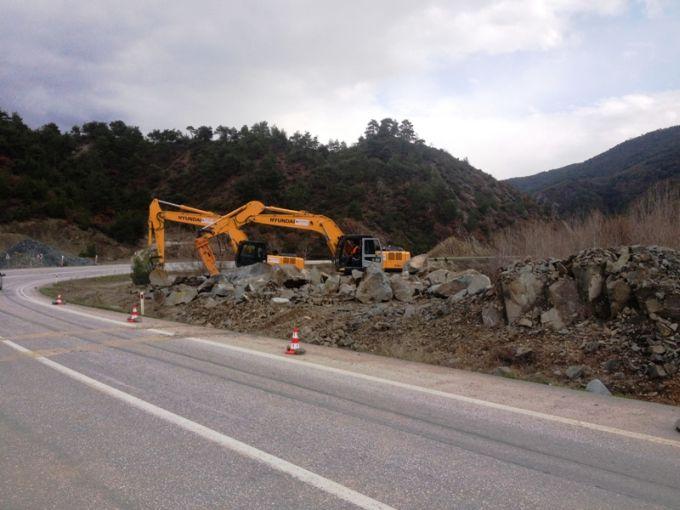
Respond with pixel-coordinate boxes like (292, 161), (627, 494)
(146, 246), (680, 403)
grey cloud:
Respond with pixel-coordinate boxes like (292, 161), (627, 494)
(0, 0), (678, 177)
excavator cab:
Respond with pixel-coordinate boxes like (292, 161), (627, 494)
(235, 241), (268, 267)
(336, 235), (382, 272)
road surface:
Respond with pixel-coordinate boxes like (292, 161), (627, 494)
(1, 265), (679, 509)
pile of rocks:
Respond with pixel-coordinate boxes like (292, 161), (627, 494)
(143, 245), (679, 402)
(149, 261), (493, 309)
(491, 245), (679, 386)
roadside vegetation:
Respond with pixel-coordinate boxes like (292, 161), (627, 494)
(431, 182), (680, 261)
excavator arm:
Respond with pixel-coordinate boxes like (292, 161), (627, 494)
(193, 201), (267, 275)
(246, 212), (345, 256)
(148, 199), (222, 268)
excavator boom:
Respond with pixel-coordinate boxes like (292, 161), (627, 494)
(148, 199), (222, 268)
(193, 201), (393, 275)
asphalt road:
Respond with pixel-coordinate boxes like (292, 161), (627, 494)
(1, 265), (679, 509)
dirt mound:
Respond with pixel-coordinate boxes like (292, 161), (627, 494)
(0, 238), (93, 269)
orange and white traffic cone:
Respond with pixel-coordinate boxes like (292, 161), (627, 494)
(127, 304), (141, 323)
(52, 294), (64, 305)
(285, 327), (305, 355)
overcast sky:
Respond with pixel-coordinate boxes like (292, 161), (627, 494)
(1, 0), (679, 178)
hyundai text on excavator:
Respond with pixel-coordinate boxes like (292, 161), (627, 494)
(193, 201), (410, 275)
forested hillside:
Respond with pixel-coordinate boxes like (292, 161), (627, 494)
(506, 126), (680, 216)
(0, 111), (537, 253)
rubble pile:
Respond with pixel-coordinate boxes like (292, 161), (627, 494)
(149, 261), (492, 310)
(490, 245), (679, 396)
(145, 245), (680, 403)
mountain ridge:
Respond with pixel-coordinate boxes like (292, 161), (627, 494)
(0, 112), (539, 253)
(506, 125), (680, 216)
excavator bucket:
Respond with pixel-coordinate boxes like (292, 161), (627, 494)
(148, 268), (170, 285)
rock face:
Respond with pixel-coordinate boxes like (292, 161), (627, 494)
(500, 266), (545, 323)
(356, 266), (393, 304)
(165, 284), (198, 306)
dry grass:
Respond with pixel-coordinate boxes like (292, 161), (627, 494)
(430, 182), (680, 262)
(491, 183), (680, 259)
(428, 235), (491, 258)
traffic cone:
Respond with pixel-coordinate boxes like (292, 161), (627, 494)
(127, 304), (141, 323)
(52, 294), (64, 305)
(285, 327), (305, 355)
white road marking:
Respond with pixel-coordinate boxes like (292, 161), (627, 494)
(1, 338), (396, 510)
(148, 328), (175, 336)
(13, 270), (680, 449)
(185, 337), (680, 449)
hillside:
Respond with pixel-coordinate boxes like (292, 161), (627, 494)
(0, 111), (538, 254)
(506, 126), (680, 216)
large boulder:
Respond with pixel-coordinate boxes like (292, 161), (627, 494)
(323, 274), (341, 294)
(501, 266), (545, 323)
(606, 277), (631, 318)
(338, 283), (356, 300)
(390, 276), (415, 302)
(351, 269), (363, 282)
(272, 264), (310, 288)
(585, 379), (612, 396)
(429, 270), (490, 300)
(404, 254), (428, 274)
(547, 278), (582, 324)
(426, 269), (451, 285)
(482, 303), (504, 328)
(212, 282), (235, 297)
(165, 284), (198, 306)
(229, 262), (272, 283)
(308, 267), (324, 285)
(356, 266), (393, 304)
(572, 260), (606, 303)
(541, 307), (565, 331)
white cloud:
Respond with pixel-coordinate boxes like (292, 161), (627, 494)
(415, 90), (680, 178)
(0, 0), (677, 179)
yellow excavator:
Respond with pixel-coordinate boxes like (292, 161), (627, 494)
(194, 201), (410, 275)
(148, 199), (304, 272)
